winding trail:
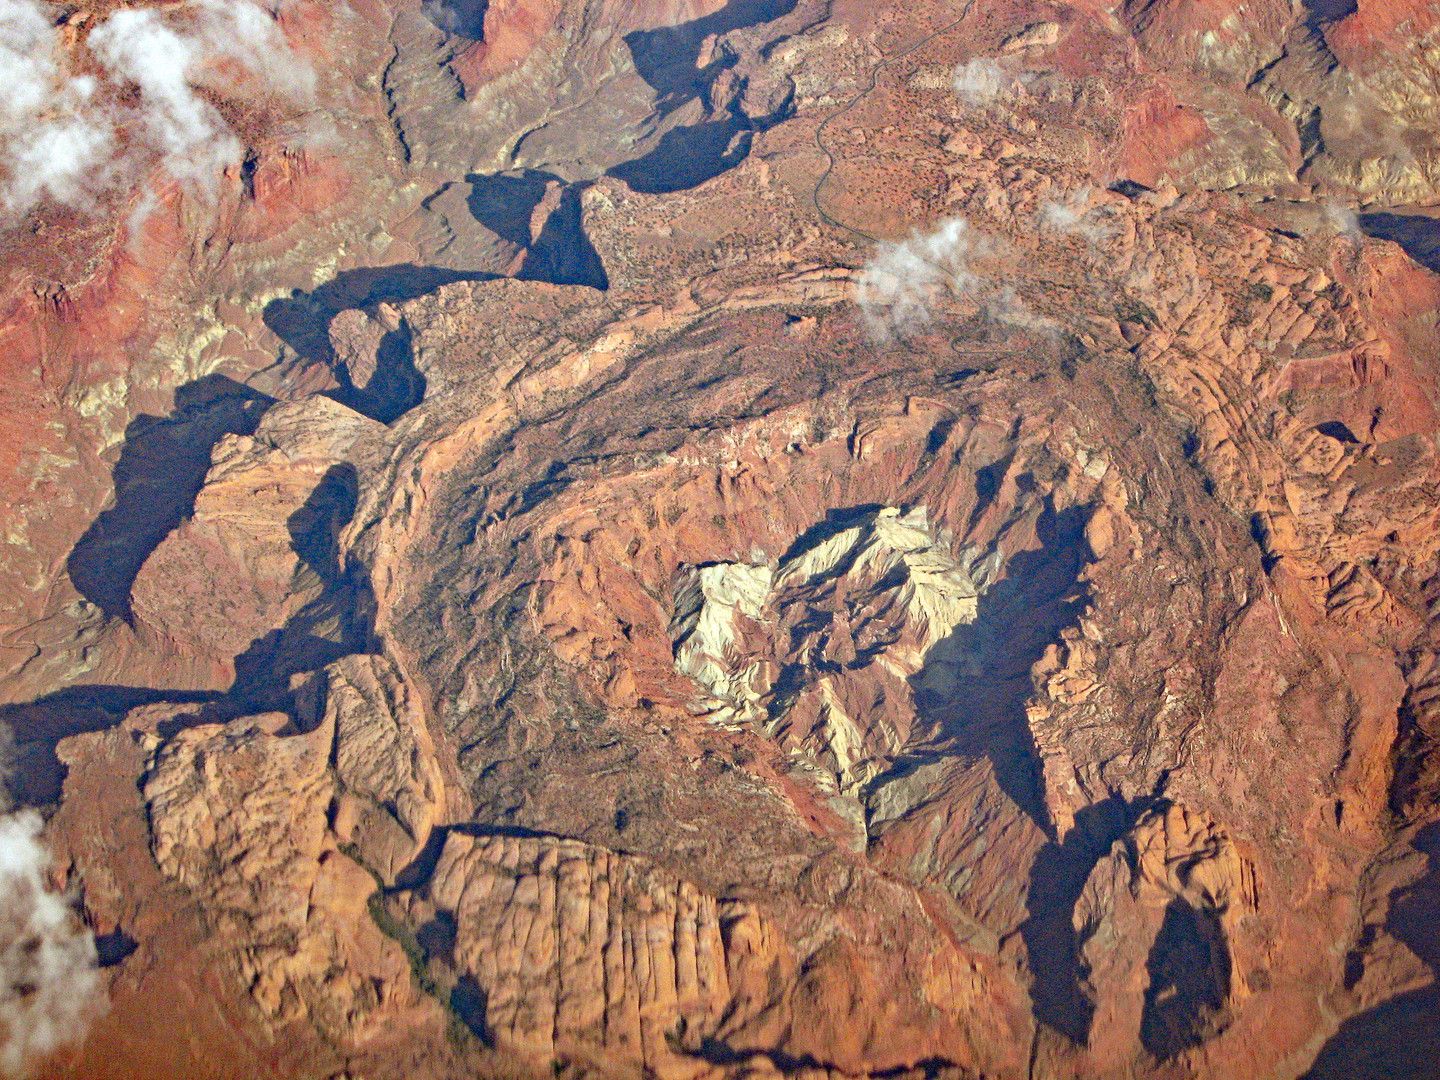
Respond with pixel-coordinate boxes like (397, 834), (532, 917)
(810, 1), (977, 243)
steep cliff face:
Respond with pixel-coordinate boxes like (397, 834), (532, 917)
(6, 0), (1440, 1078)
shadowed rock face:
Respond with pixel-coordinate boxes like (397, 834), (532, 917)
(66, 377), (276, 622)
(424, 0), (491, 38)
(1141, 898), (1232, 1059)
(6, 0), (1440, 1078)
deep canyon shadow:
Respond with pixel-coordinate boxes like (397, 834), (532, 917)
(609, 120), (762, 195)
(1300, 0), (1357, 21)
(422, 0), (488, 38)
(903, 496), (1219, 1049)
(66, 375), (274, 622)
(913, 500), (1090, 829)
(465, 172), (550, 247)
(611, 0), (798, 194)
(73, 261), (497, 626)
(262, 264), (496, 423)
(1019, 797), (1157, 1043)
(462, 0), (802, 268)
(1303, 823), (1440, 1079)
(230, 463), (374, 693)
(0, 684), (219, 807)
(1140, 897), (1233, 1058)
(623, 0), (798, 106)
(465, 171), (610, 290)
(1358, 212), (1440, 275)
(28, 465), (373, 809)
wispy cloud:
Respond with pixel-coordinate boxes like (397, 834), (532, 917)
(0, 811), (102, 1078)
(0, 0), (316, 221)
(855, 216), (1051, 342)
(0, 2), (114, 214)
(952, 57), (1030, 107)
(1323, 202), (1362, 238)
(1038, 186), (1116, 244)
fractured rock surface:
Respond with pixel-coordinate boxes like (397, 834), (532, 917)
(413, 831), (787, 1073)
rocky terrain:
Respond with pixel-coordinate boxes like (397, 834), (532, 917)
(2, 0), (1440, 1078)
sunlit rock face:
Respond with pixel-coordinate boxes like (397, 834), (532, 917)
(671, 506), (991, 788)
(7, 0), (1440, 1077)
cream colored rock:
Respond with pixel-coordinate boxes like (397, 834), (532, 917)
(315, 653), (445, 882)
(667, 506), (985, 792)
(420, 832), (789, 1074)
(128, 394), (383, 663)
(142, 706), (429, 1041)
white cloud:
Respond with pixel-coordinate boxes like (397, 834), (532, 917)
(856, 216), (1051, 342)
(89, 9), (240, 198)
(952, 57), (1029, 107)
(0, 2), (115, 215)
(0, 0), (317, 221)
(988, 285), (1057, 332)
(0, 811), (102, 1079)
(1040, 190), (1087, 230)
(856, 218), (986, 340)
(1323, 202), (1362, 238)
(200, 0), (317, 102)
(0, 1), (56, 123)
(1038, 186), (1116, 244)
